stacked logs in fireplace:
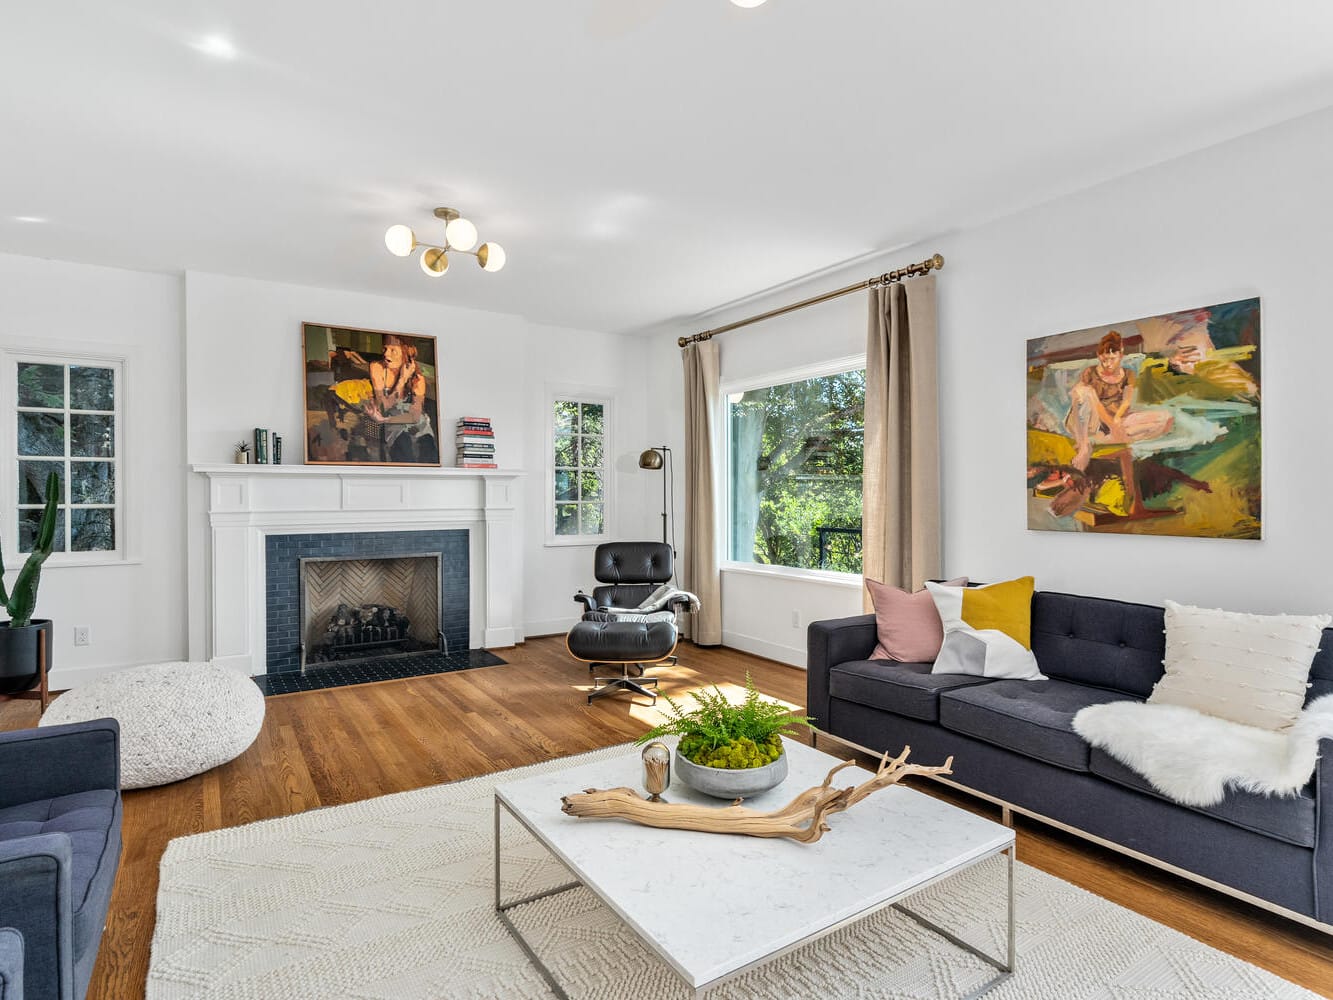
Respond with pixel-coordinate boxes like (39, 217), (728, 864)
(321, 603), (411, 653)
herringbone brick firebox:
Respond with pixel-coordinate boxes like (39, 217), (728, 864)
(264, 530), (469, 673)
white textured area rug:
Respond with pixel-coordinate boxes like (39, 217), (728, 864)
(148, 745), (1319, 1000)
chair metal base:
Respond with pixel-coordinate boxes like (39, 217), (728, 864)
(588, 665), (659, 704)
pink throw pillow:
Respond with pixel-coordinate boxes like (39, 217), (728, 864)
(866, 577), (968, 663)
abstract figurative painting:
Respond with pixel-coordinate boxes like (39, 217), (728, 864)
(1026, 298), (1260, 538)
(303, 323), (441, 467)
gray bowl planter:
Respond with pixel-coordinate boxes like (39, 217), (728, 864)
(674, 747), (788, 800)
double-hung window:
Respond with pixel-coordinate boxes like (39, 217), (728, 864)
(548, 392), (611, 543)
(725, 359), (865, 574)
(13, 358), (122, 558)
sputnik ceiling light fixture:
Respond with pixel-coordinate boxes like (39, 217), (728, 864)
(383, 208), (506, 277)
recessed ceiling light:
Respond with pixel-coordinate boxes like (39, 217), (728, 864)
(13, 216), (47, 224)
(192, 35), (238, 60)
(730, 0), (768, 7)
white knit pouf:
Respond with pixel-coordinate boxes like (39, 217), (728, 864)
(40, 661), (265, 789)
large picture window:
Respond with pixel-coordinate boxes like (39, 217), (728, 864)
(550, 395), (609, 541)
(727, 364), (864, 573)
(14, 358), (122, 556)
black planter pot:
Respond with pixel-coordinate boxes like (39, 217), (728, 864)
(0, 619), (52, 695)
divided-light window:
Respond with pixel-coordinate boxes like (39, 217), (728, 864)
(552, 398), (607, 539)
(727, 367), (864, 573)
(15, 360), (121, 556)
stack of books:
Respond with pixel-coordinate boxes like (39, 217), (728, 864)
(456, 417), (497, 468)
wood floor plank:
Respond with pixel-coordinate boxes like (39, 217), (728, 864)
(4, 639), (1331, 998)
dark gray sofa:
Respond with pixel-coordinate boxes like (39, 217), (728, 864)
(807, 590), (1333, 930)
(0, 719), (123, 1000)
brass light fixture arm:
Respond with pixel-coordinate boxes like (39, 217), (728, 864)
(678, 252), (944, 348)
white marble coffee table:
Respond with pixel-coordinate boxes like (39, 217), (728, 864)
(494, 738), (1015, 999)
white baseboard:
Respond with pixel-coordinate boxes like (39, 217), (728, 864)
(525, 616), (578, 639)
(721, 629), (806, 669)
(46, 660), (159, 691)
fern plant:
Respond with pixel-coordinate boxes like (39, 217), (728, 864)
(635, 673), (814, 769)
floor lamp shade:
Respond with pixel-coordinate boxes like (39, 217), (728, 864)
(639, 446), (670, 545)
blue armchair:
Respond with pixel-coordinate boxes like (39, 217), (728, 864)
(0, 720), (122, 1000)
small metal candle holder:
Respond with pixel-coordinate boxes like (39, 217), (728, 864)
(641, 741), (671, 802)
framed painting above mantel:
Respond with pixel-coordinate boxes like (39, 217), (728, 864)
(303, 323), (441, 467)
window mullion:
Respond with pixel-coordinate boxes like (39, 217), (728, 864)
(64, 364), (72, 552)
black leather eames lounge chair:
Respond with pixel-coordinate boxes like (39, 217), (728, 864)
(567, 541), (689, 704)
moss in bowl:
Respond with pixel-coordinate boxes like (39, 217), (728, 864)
(636, 675), (813, 799)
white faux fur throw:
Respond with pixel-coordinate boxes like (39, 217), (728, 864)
(1072, 694), (1333, 808)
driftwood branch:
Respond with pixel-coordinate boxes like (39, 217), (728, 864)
(560, 746), (953, 844)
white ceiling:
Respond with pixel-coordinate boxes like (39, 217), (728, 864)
(3, 2), (1333, 334)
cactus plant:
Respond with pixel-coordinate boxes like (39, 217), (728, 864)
(1, 470), (60, 628)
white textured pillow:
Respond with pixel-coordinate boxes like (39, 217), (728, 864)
(1149, 600), (1330, 732)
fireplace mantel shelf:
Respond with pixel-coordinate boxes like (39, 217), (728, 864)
(195, 462), (523, 672)
(193, 464), (524, 478)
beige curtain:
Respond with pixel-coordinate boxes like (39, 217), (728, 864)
(862, 274), (941, 608)
(681, 341), (722, 644)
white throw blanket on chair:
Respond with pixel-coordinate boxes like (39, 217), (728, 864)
(1072, 694), (1333, 808)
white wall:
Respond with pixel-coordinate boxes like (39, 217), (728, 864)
(183, 272), (650, 656)
(520, 321), (656, 637)
(932, 106), (1332, 615)
(645, 104), (1333, 667)
(0, 254), (187, 685)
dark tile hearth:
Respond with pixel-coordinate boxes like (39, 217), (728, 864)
(252, 649), (507, 696)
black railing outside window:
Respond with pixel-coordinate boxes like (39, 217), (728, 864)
(816, 526), (863, 572)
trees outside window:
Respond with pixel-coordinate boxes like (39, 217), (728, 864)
(15, 359), (121, 556)
(728, 367), (864, 573)
(550, 396), (609, 541)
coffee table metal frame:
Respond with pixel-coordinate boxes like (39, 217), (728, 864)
(494, 794), (1016, 999)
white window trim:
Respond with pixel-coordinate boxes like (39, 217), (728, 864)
(2, 342), (135, 568)
(720, 560), (864, 588)
(544, 384), (615, 547)
(718, 353), (866, 582)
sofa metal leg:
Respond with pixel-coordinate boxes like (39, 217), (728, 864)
(1001, 805), (1013, 828)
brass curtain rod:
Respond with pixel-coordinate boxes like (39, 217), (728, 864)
(677, 253), (944, 349)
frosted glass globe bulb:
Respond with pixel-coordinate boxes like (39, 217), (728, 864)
(445, 217), (478, 252)
(384, 224), (416, 257)
(420, 248), (449, 276)
(478, 242), (506, 272)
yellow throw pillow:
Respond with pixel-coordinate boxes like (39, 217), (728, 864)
(959, 576), (1035, 648)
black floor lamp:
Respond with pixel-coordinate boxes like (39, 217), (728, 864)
(638, 446), (676, 560)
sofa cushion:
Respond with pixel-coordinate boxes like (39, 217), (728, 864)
(1030, 592), (1166, 697)
(829, 660), (996, 722)
(939, 679), (1133, 771)
(0, 789), (120, 954)
(1089, 748), (1315, 847)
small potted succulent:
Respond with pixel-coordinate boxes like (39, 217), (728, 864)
(234, 441), (251, 464)
(636, 674), (813, 799)
(0, 470), (59, 696)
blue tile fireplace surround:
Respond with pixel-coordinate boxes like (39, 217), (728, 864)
(265, 530), (469, 673)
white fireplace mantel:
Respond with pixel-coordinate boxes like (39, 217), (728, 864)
(193, 464), (524, 675)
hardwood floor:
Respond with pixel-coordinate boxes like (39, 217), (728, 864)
(4, 638), (1332, 998)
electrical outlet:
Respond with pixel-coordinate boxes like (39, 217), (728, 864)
(791, 609), (801, 629)
(73, 625), (92, 647)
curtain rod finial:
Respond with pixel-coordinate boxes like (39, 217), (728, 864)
(931, 253), (944, 269)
